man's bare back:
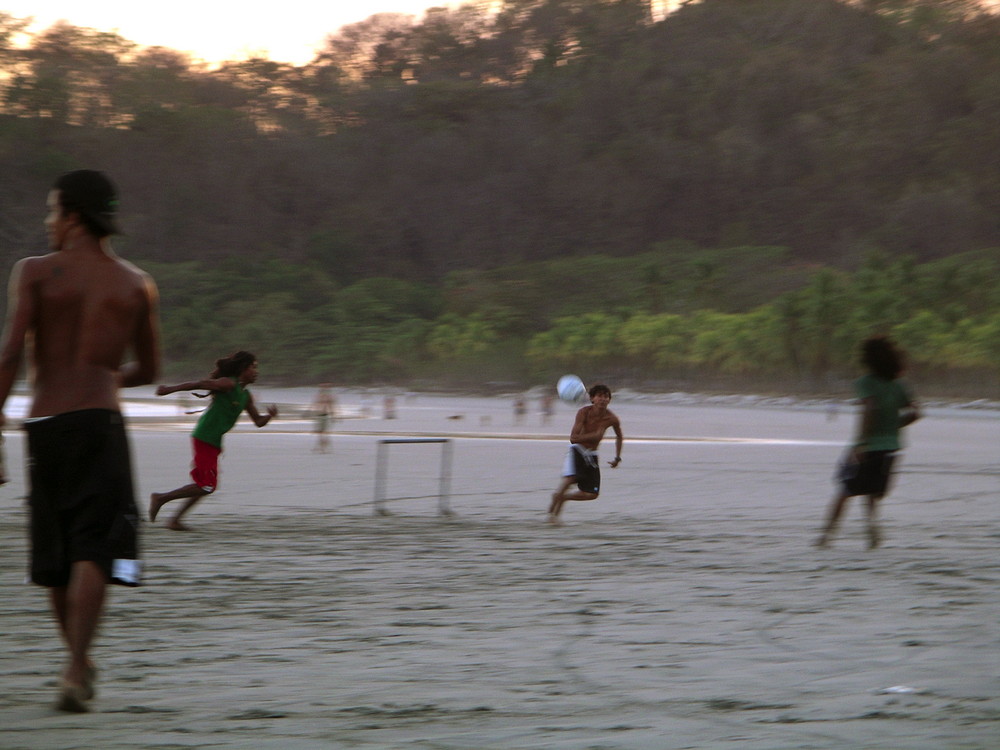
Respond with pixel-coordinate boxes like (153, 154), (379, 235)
(15, 253), (157, 416)
(0, 188), (159, 421)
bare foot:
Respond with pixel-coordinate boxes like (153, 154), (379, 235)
(148, 492), (167, 522)
(166, 519), (193, 531)
(867, 523), (882, 549)
(55, 679), (90, 713)
(83, 664), (98, 700)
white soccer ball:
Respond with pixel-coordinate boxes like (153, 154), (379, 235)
(556, 374), (587, 404)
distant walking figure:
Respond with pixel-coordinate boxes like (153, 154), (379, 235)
(548, 384), (623, 524)
(540, 392), (555, 426)
(514, 396), (527, 425)
(311, 383), (336, 453)
(816, 336), (921, 549)
(149, 351), (277, 530)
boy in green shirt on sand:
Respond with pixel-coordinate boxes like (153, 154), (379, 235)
(816, 336), (921, 549)
(149, 350), (277, 530)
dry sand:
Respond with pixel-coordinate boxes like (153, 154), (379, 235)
(1, 393), (997, 749)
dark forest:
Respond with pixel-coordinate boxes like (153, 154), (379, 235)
(1, 0), (998, 393)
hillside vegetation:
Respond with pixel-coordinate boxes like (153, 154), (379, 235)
(1, 0), (998, 393)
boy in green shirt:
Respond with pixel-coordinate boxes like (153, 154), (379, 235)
(816, 336), (921, 549)
(149, 350), (277, 530)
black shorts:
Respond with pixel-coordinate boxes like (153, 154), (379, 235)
(840, 450), (897, 497)
(564, 445), (601, 495)
(25, 409), (141, 587)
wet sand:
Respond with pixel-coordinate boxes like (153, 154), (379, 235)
(1, 394), (997, 749)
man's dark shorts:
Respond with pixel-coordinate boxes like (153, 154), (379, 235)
(564, 445), (601, 495)
(25, 409), (141, 587)
(840, 450), (897, 497)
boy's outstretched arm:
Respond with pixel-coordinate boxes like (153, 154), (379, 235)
(156, 377), (235, 396)
(900, 400), (921, 427)
(245, 393), (278, 427)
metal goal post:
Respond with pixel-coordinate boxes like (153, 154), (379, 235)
(373, 438), (453, 516)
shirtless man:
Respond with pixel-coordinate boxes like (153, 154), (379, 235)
(548, 384), (623, 524)
(0, 170), (160, 712)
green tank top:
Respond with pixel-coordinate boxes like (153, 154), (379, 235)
(855, 374), (912, 451)
(191, 382), (249, 448)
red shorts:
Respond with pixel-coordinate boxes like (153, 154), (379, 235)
(190, 438), (222, 492)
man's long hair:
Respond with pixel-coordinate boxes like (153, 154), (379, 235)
(211, 351), (256, 379)
(860, 336), (904, 380)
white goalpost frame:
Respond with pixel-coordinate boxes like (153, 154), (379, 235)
(373, 438), (454, 516)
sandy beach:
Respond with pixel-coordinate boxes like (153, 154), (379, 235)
(1, 391), (997, 749)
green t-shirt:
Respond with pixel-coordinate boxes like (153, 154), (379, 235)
(855, 374), (912, 451)
(191, 382), (249, 448)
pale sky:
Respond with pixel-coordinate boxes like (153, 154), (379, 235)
(2, 1), (461, 66)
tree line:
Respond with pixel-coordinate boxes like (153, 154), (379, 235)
(0, 0), (998, 394)
(2, 0), (1000, 275)
(144, 247), (1000, 396)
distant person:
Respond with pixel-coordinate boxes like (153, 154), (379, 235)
(149, 351), (277, 531)
(311, 383), (336, 453)
(514, 396), (527, 425)
(0, 170), (160, 712)
(540, 392), (555, 426)
(383, 395), (397, 420)
(815, 336), (921, 549)
(548, 384), (623, 524)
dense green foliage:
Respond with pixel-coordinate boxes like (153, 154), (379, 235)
(1, 0), (998, 393)
(145, 248), (1000, 395)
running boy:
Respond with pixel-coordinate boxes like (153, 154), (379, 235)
(548, 383), (623, 524)
(149, 351), (277, 530)
(815, 336), (921, 549)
